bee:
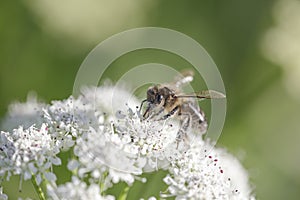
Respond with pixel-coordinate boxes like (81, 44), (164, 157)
(139, 70), (225, 143)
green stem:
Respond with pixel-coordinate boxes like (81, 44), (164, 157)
(31, 175), (46, 200)
(69, 147), (78, 177)
(118, 186), (130, 200)
(100, 171), (108, 195)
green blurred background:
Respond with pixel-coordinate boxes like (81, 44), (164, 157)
(1, 0), (300, 199)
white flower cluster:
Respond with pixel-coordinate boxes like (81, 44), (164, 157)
(1, 93), (45, 132)
(0, 84), (255, 199)
(69, 102), (180, 188)
(162, 140), (255, 200)
(0, 124), (60, 184)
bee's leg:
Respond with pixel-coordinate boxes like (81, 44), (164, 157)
(143, 104), (164, 120)
(147, 106), (165, 120)
(176, 113), (191, 148)
(158, 105), (179, 120)
(142, 106), (151, 119)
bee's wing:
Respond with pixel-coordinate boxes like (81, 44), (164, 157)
(176, 90), (226, 99)
(196, 90), (226, 99)
(172, 69), (194, 88)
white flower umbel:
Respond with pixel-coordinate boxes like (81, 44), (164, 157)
(73, 125), (141, 187)
(1, 93), (45, 132)
(162, 140), (255, 200)
(43, 95), (104, 151)
(47, 176), (114, 200)
(0, 124), (60, 184)
(72, 105), (181, 188)
(66, 85), (144, 187)
(113, 108), (180, 171)
(80, 84), (139, 118)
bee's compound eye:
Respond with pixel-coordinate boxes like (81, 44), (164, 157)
(156, 95), (162, 103)
(150, 90), (155, 95)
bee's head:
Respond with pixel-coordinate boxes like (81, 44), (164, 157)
(146, 85), (163, 105)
